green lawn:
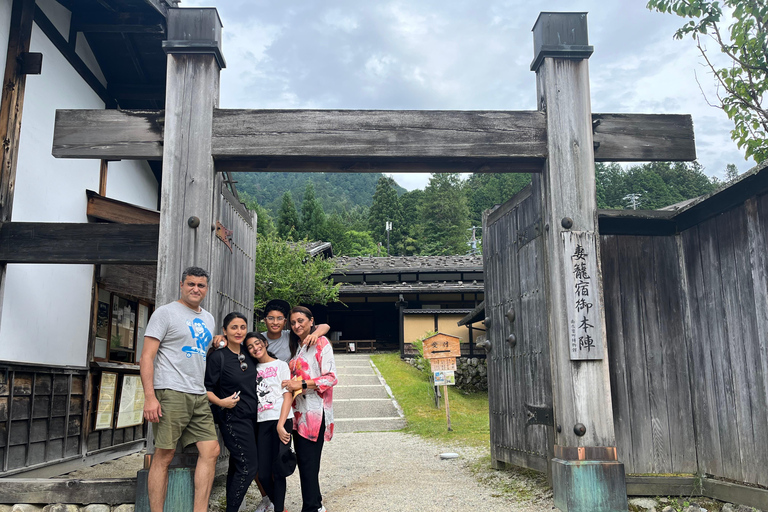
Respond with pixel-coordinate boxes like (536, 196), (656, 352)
(370, 352), (490, 448)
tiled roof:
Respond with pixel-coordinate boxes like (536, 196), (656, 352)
(338, 281), (484, 295)
(333, 255), (483, 274)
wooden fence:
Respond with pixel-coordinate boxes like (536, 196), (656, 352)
(486, 170), (768, 507)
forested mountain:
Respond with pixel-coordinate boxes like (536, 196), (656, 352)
(234, 172), (406, 217)
(242, 161), (724, 257)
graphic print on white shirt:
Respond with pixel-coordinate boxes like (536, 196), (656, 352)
(255, 360), (292, 422)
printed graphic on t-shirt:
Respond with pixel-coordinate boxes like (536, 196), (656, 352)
(256, 365), (280, 413)
(182, 318), (212, 360)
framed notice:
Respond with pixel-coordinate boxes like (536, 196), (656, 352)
(95, 372), (118, 430)
(116, 375), (145, 429)
(434, 370), (456, 386)
(562, 231), (604, 360)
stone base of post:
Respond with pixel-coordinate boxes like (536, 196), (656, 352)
(135, 467), (194, 512)
(551, 458), (628, 512)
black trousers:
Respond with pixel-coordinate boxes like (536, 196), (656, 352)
(220, 412), (259, 512)
(294, 416), (326, 512)
(257, 418), (293, 512)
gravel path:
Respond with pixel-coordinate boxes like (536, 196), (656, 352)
(212, 431), (554, 512)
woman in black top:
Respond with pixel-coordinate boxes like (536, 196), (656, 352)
(204, 312), (260, 512)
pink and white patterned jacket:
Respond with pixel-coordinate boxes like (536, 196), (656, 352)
(289, 336), (337, 442)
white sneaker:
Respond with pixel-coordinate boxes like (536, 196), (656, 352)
(254, 496), (273, 512)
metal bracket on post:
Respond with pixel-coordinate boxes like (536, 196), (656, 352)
(526, 404), (554, 427)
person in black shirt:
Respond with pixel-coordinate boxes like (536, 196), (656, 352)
(205, 312), (260, 512)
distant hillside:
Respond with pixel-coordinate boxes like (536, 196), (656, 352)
(234, 172), (407, 215)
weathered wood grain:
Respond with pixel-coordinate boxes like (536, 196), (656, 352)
(0, 222), (158, 264)
(51, 108), (696, 171)
(86, 190), (160, 224)
(0, 0), (34, 222)
(53, 109), (164, 160)
(0, 477), (136, 505)
(536, 56), (616, 449)
(592, 113), (695, 162)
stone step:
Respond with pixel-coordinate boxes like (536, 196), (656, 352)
(333, 399), (401, 419)
(333, 417), (406, 433)
(333, 385), (391, 400)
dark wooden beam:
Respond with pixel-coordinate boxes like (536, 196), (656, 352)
(0, 222), (158, 264)
(108, 84), (165, 102)
(0, 0), (35, 223)
(51, 109), (696, 168)
(34, 6), (115, 108)
(71, 12), (165, 34)
(592, 113), (696, 162)
(0, 478), (136, 505)
(597, 209), (678, 236)
(53, 109), (164, 160)
(86, 190), (160, 224)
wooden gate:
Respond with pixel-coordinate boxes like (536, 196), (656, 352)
(208, 175), (257, 326)
(483, 181), (553, 474)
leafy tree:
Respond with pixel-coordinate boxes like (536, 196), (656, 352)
(725, 163), (740, 181)
(339, 230), (378, 256)
(240, 192), (276, 238)
(596, 161), (718, 209)
(465, 173), (532, 224)
(253, 234), (340, 311)
(277, 192), (300, 240)
(299, 183), (327, 241)
(647, 0), (768, 162)
(419, 173), (471, 255)
(368, 176), (403, 255)
(398, 189), (425, 255)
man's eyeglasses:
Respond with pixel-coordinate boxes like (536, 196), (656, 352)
(266, 316), (285, 322)
(238, 353), (247, 372)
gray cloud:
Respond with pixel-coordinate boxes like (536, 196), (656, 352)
(187, 0), (757, 189)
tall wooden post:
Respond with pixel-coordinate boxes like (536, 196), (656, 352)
(156, 7), (225, 307)
(532, 13), (627, 512)
(137, 10), (226, 511)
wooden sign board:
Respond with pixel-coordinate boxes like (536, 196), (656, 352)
(562, 231), (604, 360)
(422, 333), (461, 359)
(430, 357), (457, 372)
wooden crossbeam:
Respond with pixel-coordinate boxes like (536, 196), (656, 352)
(0, 222), (158, 264)
(71, 12), (165, 34)
(52, 109), (696, 170)
(86, 190), (160, 224)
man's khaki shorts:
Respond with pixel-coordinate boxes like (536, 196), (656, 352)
(154, 389), (218, 449)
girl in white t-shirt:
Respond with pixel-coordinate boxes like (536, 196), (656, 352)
(246, 333), (293, 512)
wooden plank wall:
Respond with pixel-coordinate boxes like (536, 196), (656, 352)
(599, 190), (768, 487)
(0, 369), (86, 473)
(600, 234), (697, 475)
(484, 184), (552, 474)
(209, 175), (257, 329)
(679, 194), (768, 487)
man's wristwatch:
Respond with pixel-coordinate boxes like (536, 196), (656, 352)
(301, 380), (307, 390)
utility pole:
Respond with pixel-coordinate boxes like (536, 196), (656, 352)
(467, 226), (481, 255)
(623, 192), (642, 210)
(385, 220), (392, 256)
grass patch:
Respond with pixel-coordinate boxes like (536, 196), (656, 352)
(371, 352), (490, 448)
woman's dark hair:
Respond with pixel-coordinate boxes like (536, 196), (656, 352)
(206, 311), (248, 357)
(245, 332), (277, 360)
(288, 306), (316, 359)
(222, 312), (248, 335)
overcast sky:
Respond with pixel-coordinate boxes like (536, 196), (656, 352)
(185, 0), (757, 191)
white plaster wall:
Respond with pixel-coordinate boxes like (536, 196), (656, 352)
(0, 22), (104, 368)
(0, 0), (11, 77)
(107, 160), (159, 210)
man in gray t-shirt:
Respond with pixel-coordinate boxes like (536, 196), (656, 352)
(140, 267), (220, 512)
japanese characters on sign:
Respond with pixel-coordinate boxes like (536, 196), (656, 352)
(562, 231), (603, 360)
(422, 333), (461, 359)
(430, 357), (458, 372)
